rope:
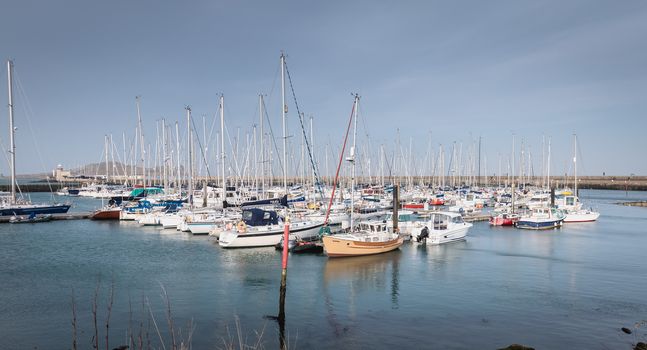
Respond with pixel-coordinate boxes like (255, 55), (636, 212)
(283, 57), (324, 198)
(13, 71), (55, 196)
(261, 96), (284, 176)
(323, 99), (356, 226)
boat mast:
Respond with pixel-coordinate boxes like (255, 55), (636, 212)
(349, 94), (359, 230)
(136, 96), (145, 188)
(547, 136), (551, 190)
(259, 94), (265, 195)
(105, 135), (110, 183)
(573, 134), (577, 197)
(175, 121), (181, 193)
(310, 115), (315, 195)
(281, 52), (288, 196)
(6, 60), (16, 204)
(220, 94), (226, 204)
(162, 119), (169, 194)
(186, 106), (193, 207)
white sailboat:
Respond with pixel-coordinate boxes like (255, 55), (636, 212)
(0, 60), (70, 216)
(561, 135), (600, 223)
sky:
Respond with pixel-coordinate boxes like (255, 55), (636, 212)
(0, 0), (646, 177)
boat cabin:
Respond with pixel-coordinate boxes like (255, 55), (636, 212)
(241, 208), (279, 226)
(429, 212), (465, 230)
(358, 221), (388, 233)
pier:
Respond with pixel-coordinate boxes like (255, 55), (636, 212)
(620, 201), (647, 207)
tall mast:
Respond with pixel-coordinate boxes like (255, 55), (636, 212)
(136, 96), (145, 188)
(7, 60), (16, 204)
(280, 52), (288, 195)
(220, 94), (226, 202)
(349, 94), (360, 230)
(186, 107), (193, 207)
(104, 135), (109, 183)
(511, 133), (515, 189)
(573, 134), (577, 196)
(310, 115), (315, 193)
(547, 136), (551, 190)
(259, 94), (265, 195)
(175, 121), (181, 193)
(162, 119), (168, 193)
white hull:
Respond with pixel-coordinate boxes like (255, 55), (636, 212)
(160, 214), (183, 229)
(424, 225), (470, 245)
(138, 214), (161, 226)
(563, 210), (600, 223)
(219, 221), (323, 248)
(188, 222), (216, 235)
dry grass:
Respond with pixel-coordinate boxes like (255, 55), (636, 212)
(71, 280), (295, 350)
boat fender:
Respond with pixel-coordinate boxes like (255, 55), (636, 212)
(237, 221), (247, 233)
(416, 226), (429, 243)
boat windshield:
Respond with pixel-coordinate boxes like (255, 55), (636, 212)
(451, 216), (464, 224)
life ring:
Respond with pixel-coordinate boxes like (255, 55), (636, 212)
(236, 221), (247, 233)
(225, 222), (233, 231)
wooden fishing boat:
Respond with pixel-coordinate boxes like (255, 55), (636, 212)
(322, 221), (404, 257)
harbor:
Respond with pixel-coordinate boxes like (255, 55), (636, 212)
(1, 190), (646, 349)
(2, 1), (647, 349)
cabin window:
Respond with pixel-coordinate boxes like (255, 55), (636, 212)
(263, 212), (271, 220)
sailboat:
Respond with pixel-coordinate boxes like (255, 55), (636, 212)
(322, 95), (403, 257)
(556, 135), (600, 223)
(0, 60), (70, 216)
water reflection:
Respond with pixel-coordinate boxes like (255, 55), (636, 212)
(324, 251), (402, 308)
(408, 240), (469, 265)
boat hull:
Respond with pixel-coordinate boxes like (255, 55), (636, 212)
(515, 219), (563, 230)
(219, 222), (324, 248)
(91, 208), (121, 220)
(424, 226), (470, 245)
(322, 235), (404, 257)
(563, 211), (600, 223)
(0, 204), (70, 216)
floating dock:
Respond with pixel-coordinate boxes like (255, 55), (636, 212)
(0, 212), (93, 223)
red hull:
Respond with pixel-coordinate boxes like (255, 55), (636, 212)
(489, 216), (518, 226)
(403, 203), (425, 209)
(429, 198), (445, 206)
(92, 209), (121, 220)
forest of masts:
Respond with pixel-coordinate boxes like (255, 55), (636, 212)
(73, 93), (582, 194)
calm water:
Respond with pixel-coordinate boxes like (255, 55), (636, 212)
(1, 189), (646, 349)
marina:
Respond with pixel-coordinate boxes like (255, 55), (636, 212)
(2, 1), (647, 349)
(1, 190), (646, 349)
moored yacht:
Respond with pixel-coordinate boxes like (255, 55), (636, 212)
(218, 207), (323, 248)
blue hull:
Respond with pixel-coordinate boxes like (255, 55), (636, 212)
(0, 204), (71, 216)
(515, 219), (563, 230)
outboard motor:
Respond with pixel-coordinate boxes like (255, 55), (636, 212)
(416, 226), (430, 243)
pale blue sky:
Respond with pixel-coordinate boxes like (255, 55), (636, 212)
(1, 0), (646, 177)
